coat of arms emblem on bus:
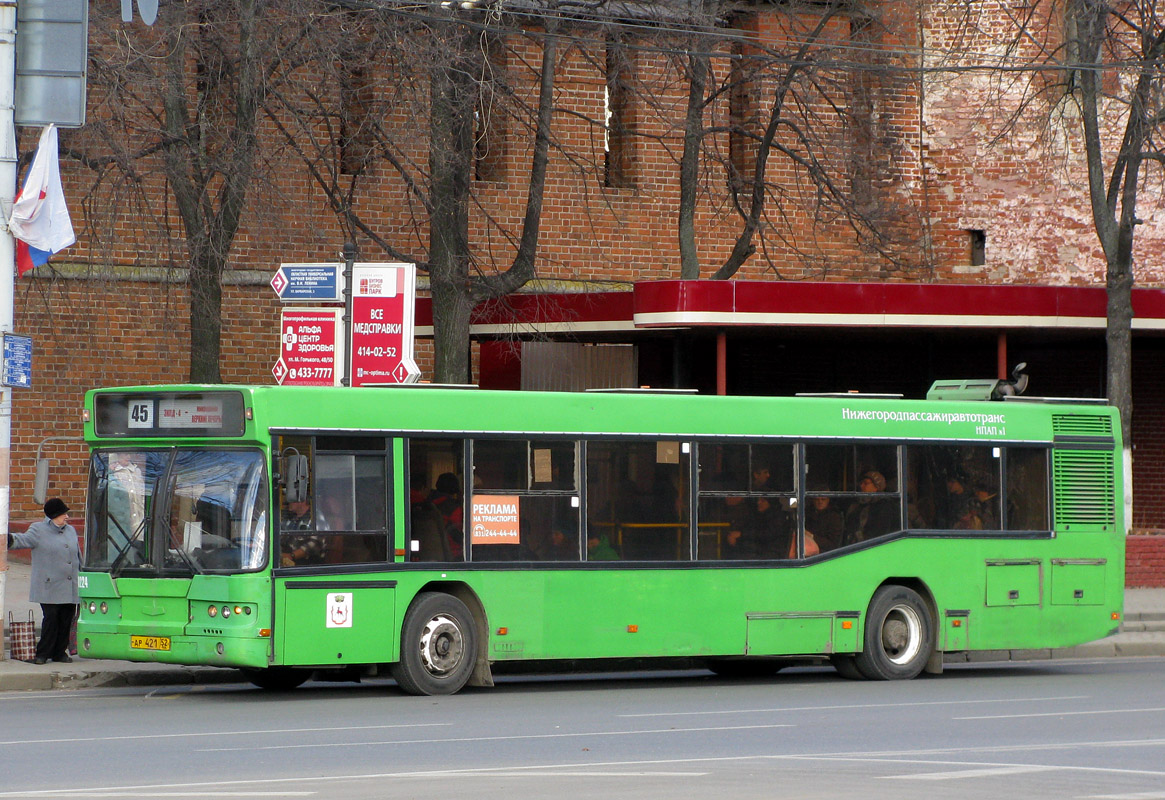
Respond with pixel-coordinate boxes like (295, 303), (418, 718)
(327, 593), (353, 628)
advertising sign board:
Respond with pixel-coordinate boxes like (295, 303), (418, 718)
(349, 263), (420, 386)
(273, 308), (344, 386)
(471, 495), (521, 545)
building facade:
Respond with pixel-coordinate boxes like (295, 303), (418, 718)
(9, 1), (1165, 580)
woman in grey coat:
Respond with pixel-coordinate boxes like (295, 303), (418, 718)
(7, 498), (80, 664)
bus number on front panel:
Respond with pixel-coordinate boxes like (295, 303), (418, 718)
(127, 400), (154, 428)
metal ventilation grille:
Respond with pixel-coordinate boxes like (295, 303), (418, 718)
(1052, 414), (1113, 438)
(1053, 450), (1116, 529)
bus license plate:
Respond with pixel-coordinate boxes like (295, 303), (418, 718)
(130, 635), (171, 651)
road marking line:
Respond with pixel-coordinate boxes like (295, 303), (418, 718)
(444, 771), (707, 778)
(22, 793), (315, 798)
(621, 695), (1091, 718)
(195, 723), (796, 753)
(1083, 794), (1165, 799)
(0, 751), (1161, 798)
(0, 722), (450, 747)
(883, 765), (1058, 781)
(956, 706), (1165, 721)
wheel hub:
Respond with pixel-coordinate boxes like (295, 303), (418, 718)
(419, 614), (464, 675)
(881, 605), (922, 665)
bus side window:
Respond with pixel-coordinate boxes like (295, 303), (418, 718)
(806, 444), (900, 545)
(698, 442), (794, 560)
(1006, 448), (1049, 530)
(471, 439), (580, 563)
(907, 445), (1000, 531)
(587, 440), (689, 561)
(408, 438), (466, 563)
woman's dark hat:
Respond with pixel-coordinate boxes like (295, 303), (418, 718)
(44, 498), (69, 518)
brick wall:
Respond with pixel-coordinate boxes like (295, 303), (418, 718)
(6, 1), (1165, 590)
(1127, 534), (1165, 588)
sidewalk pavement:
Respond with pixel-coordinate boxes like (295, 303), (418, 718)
(3, 561), (1165, 693)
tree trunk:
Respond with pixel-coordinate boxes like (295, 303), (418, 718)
(428, 34), (477, 384)
(189, 245), (224, 383)
(678, 52), (708, 279)
(1106, 261), (1133, 439)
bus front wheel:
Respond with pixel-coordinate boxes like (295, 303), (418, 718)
(854, 585), (933, 680)
(392, 592), (477, 696)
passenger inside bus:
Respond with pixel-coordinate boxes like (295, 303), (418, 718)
(586, 529), (619, 560)
(428, 473), (464, 559)
(805, 494), (844, 553)
(280, 499), (327, 566)
(844, 470), (899, 543)
(411, 475), (451, 561)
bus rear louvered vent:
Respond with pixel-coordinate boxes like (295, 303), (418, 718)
(1053, 450), (1116, 528)
(1052, 414), (1112, 438)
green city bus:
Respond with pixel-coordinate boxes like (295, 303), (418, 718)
(75, 382), (1124, 694)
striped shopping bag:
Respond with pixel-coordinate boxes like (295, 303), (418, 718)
(8, 611), (37, 662)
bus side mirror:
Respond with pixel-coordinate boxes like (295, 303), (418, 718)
(283, 454), (309, 504)
(33, 458), (49, 505)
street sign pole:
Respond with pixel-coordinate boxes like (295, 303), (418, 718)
(342, 242), (355, 387)
(0, 0), (18, 657)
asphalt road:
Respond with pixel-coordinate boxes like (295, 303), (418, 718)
(2, 658), (1165, 799)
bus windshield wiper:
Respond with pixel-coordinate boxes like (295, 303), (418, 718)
(168, 540), (203, 575)
(109, 518), (148, 578)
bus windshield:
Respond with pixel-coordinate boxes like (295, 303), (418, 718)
(85, 449), (268, 575)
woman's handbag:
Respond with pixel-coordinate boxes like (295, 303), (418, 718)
(8, 611), (37, 662)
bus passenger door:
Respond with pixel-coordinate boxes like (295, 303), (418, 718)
(274, 578), (396, 666)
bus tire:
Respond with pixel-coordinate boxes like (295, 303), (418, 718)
(829, 654), (865, 680)
(854, 585), (933, 681)
(392, 592), (477, 696)
(241, 667), (311, 691)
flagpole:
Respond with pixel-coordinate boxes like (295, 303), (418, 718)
(0, 0), (18, 658)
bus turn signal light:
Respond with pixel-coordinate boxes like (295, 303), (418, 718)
(1112, 612), (1121, 621)
(627, 625), (639, 633)
(496, 627), (508, 636)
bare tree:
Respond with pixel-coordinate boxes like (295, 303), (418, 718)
(1064, 0), (1163, 451)
(950, 1), (1165, 452)
(270, 2), (580, 385)
(75, 0), (330, 382)
(673, 0), (918, 280)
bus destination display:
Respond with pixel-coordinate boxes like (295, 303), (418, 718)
(94, 392), (246, 437)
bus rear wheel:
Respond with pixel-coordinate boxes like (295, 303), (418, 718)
(854, 585), (933, 681)
(241, 667), (311, 691)
(392, 592), (477, 696)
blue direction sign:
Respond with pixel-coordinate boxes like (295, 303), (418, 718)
(2, 334), (33, 388)
(271, 263), (345, 302)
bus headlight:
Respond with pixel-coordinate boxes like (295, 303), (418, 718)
(208, 605), (218, 618)
(88, 602), (97, 614)
(221, 606), (231, 618)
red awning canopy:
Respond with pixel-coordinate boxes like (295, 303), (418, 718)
(415, 280), (1165, 336)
